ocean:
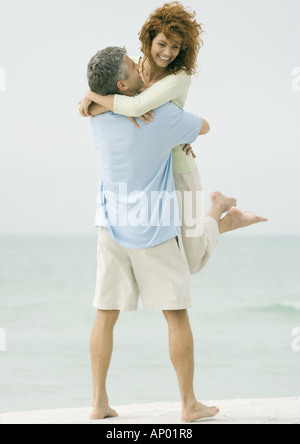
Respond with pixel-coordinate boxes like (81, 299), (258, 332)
(0, 235), (299, 414)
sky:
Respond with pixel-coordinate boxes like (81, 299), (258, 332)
(0, 0), (299, 235)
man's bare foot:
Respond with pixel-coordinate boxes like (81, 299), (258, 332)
(219, 207), (268, 234)
(210, 191), (237, 214)
(182, 401), (220, 422)
(90, 403), (118, 420)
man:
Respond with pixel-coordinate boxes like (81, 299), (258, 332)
(85, 46), (266, 422)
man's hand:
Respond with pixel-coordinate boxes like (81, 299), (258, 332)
(78, 94), (93, 117)
(128, 111), (155, 128)
(181, 143), (197, 158)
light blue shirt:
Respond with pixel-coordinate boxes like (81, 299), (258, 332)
(91, 102), (202, 249)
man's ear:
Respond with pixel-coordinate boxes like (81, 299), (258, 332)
(116, 80), (128, 93)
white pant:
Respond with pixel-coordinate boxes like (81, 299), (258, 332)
(174, 166), (220, 275)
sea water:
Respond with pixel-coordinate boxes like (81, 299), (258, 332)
(0, 235), (299, 413)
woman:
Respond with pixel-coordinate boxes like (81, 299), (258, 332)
(79, 2), (265, 273)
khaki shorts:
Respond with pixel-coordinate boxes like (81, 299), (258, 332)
(93, 228), (191, 311)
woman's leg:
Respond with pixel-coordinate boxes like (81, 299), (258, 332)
(219, 207), (268, 234)
(174, 166), (268, 274)
(174, 167), (236, 274)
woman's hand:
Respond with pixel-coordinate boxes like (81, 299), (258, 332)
(78, 95), (93, 117)
(128, 111), (155, 128)
(181, 143), (197, 158)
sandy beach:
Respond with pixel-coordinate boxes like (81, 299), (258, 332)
(1, 398), (299, 424)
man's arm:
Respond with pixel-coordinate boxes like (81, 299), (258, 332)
(199, 118), (210, 135)
(167, 103), (209, 146)
(181, 118), (210, 158)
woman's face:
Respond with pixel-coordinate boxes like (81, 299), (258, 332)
(150, 32), (182, 69)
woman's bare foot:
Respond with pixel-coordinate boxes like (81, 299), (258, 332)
(182, 401), (220, 422)
(90, 403), (118, 420)
(219, 207), (268, 234)
(210, 191), (237, 214)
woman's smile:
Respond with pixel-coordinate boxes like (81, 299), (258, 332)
(158, 55), (171, 61)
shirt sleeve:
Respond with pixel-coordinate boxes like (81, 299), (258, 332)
(114, 70), (191, 117)
(166, 103), (203, 147)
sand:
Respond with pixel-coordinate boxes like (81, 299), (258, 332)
(0, 398), (299, 424)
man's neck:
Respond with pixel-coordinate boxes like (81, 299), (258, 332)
(122, 90), (137, 97)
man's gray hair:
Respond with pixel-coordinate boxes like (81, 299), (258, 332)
(87, 46), (129, 95)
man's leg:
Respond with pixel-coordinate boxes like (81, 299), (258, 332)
(163, 309), (219, 422)
(90, 309), (120, 420)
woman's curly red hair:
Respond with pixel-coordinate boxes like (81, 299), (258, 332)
(139, 2), (204, 75)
